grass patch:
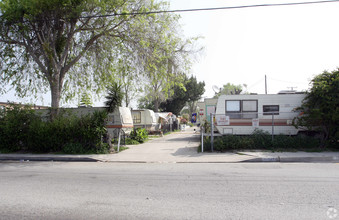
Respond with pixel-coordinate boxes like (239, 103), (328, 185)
(114, 146), (129, 152)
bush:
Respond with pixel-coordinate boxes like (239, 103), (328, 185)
(130, 128), (148, 143)
(201, 129), (325, 152)
(251, 129), (272, 149)
(125, 138), (140, 145)
(0, 104), (39, 152)
(0, 104), (109, 154)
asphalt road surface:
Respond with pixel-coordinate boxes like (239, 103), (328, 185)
(0, 162), (338, 220)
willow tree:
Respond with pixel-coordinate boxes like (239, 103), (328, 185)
(131, 4), (200, 112)
(0, 0), (173, 116)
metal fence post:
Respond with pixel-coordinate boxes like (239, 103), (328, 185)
(271, 113), (274, 141)
(211, 113), (214, 152)
(201, 126), (204, 153)
(117, 129), (121, 152)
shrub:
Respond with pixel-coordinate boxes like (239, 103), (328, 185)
(125, 138), (140, 145)
(0, 104), (109, 154)
(251, 129), (272, 149)
(130, 128), (148, 143)
(62, 143), (86, 154)
(201, 129), (324, 152)
(0, 103), (38, 152)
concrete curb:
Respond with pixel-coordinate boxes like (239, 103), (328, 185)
(1, 155), (338, 163)
(0, 155), (99, 162)
(242, 156), (339, 163)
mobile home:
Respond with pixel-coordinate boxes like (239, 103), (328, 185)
(35, 107), (133, 136)
(131, 109), (157, 131)
(214, 93), (306, 135)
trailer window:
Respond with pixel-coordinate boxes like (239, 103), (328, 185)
(226, 101), (241, 112)
(242, 100), (258, 119)
(226, 100), (241, 119)
(226, 100), (258, 119)
(263, 105), (279, 115)
(242, 100), (258, 112)
(132, 112), (141, 124)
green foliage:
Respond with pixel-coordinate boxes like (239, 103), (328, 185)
(0, 103), (39, 151)
(0, 104), (109, 153)
(213, 83), (246, 98)
(293, 70), (339, 143)
(0, 0), (196, 113)
(79, 93), (93, 107)
(130, 128), (148, 143)
(114, 146), (128, 152)
(134, 6), (202, 112)
(200, 119), (211, 133)
(138, 96), (156, 111)
(251, 129), (272, 148)
(125, 138), (140, 145)
(201, 129), (324, 152)
(105, 82), (124, 113)
(161, 75), (205, 115)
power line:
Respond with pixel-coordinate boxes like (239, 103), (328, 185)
(269, 77), (307, 85)
(1, 0), (339, 21)
(82, 0), (339, 18)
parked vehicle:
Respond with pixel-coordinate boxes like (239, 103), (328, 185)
(213, 92), (306, 135)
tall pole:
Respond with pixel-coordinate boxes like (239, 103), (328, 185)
(265, 75), (267, 94)
(210, 113), (214, 152)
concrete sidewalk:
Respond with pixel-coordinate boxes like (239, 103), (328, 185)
(0, 127), (338, 163)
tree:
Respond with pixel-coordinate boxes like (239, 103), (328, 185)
(161, 75), (205, 115)
(293, 70), (339, 145)
(0, 0), (178, 117)
(185, 76), (205, 116)
(159, 83), (186, 115)
(213, 83), (247, 98)
(79, 92), (93, 107)
(137, 96), (156, 111)
(132, 5), (201, 112)
(105, 82), (123, 113)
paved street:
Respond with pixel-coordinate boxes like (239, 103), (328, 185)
(0, 162), (338, 220)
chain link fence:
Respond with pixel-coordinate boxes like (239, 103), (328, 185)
(211, 111), (302, 136)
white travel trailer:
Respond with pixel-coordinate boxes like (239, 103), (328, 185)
(131, 109), (157, 131)
(214, 93), (306, 135)
(35, 107), (133, 135)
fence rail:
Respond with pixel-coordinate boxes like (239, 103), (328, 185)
(206, 112), (303, 152)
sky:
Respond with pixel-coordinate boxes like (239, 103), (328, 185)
(170, 0), (339, 98)
(1, 0), (339, 106)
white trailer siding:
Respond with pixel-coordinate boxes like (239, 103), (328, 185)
(131, 109), (157, 131)
(34, 107), (134, 136)
(215, 94), (306, 135)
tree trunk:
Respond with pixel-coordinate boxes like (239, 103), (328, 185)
(50, 81), (61, 120)
(154, 98), (159, 112)
(125, 96), (129, 107)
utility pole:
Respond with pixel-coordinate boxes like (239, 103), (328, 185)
(265, 75), (267, 94)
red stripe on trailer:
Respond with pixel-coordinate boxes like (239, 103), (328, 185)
(106, 125), (134, 128)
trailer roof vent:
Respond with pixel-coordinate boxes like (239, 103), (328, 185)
(278, 90), (297, 94)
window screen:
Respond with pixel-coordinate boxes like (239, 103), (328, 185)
(226, 100), (241, 112)
(242, 100), (258, 112)
(263, 105), (279, 115)
(132, 112), (141, 124)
